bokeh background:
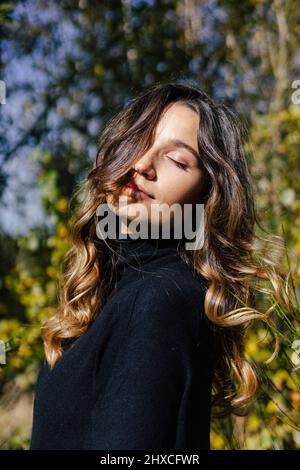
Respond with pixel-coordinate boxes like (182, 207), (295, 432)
(0, 0), (300, 450)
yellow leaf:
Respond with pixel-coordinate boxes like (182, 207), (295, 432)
(55, 198), (68, 212)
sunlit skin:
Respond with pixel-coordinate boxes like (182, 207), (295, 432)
(107, 102), (205, 235)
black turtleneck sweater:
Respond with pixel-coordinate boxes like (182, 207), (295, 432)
(30, 234), (219, 450)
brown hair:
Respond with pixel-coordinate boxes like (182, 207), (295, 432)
(41, 81), (295, 418)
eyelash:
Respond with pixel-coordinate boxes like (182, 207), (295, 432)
(165, 155), (188, 171)
(174, 161), (188, 170)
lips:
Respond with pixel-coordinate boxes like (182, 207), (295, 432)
(125, 181), (154, 199)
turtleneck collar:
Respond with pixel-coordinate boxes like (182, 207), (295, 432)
(112, 233), (182, 273)
(104, 216), (186, 277)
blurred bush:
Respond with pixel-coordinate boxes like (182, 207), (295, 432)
(0, 0), (299, 450)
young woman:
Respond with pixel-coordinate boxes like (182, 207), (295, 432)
(29, 81), (291, 450)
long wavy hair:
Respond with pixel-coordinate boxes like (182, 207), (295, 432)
(41, 81), (295, 420)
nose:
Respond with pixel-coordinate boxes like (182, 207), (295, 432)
(132, 150), (156, 180)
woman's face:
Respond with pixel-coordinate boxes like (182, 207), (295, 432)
(108, 102), (205, 234)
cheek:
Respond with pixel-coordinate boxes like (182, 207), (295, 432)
(158, 172), (203, 206)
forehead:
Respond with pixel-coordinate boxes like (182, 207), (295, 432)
(154, 102), (199, 145)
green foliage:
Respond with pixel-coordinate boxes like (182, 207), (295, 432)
(1, 0), (300, 451)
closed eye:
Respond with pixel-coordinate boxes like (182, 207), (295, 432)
(166, 156), (189, 171)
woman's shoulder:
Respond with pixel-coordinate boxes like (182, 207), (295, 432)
(141, 255), (209, 303)
(129, 267), (209, 348)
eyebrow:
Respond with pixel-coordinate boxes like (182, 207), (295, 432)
(166, 138), (200, 160)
